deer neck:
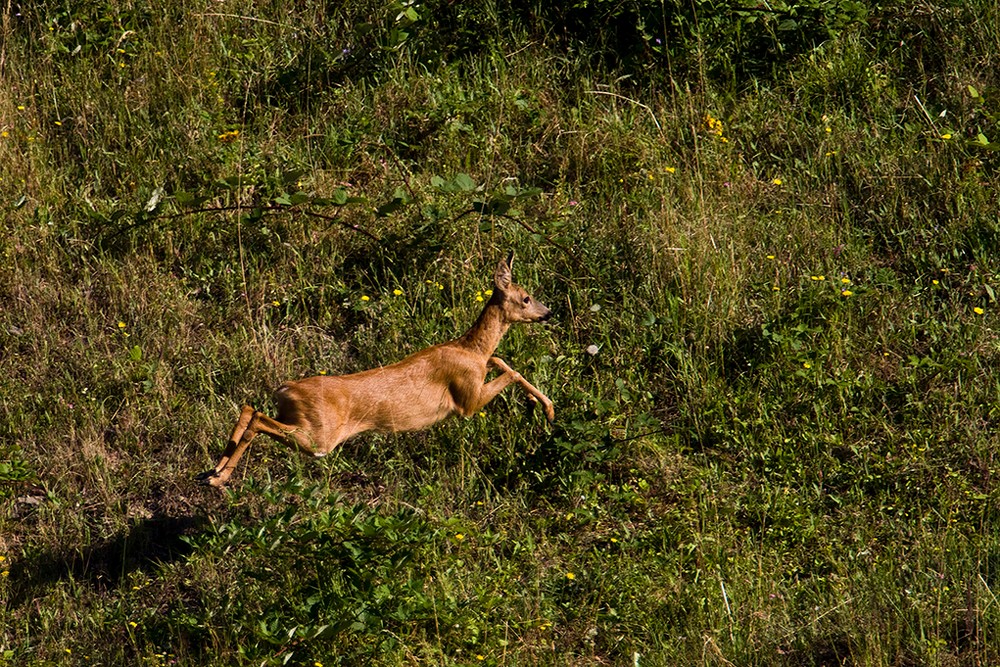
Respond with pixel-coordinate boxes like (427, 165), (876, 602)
(457, 301), (510, 358)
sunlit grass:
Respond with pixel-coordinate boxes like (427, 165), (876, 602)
(3, 0), (1000, 665)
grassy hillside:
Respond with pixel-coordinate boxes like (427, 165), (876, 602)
(3, 1), (1000, 664)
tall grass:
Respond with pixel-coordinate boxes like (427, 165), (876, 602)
(3, 0), (1000, 664)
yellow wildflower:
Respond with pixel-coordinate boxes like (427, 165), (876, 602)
(974, 307), (984, 315)
(565, 572), (576, 580)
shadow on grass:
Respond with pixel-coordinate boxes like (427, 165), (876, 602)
(8, 514), (205, 606)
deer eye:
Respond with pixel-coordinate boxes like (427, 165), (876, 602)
(523, 296), (531, 304)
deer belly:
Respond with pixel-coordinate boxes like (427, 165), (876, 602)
(370, 384), (456, 432)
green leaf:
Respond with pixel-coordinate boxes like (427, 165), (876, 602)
(969, 84), (980, 98)
(174, 191), (209, 209)
(513, 186), (542, 199)
(453, 173), (477, 191)
(376, 196), (405, 218)
(472, 197), (510, 216)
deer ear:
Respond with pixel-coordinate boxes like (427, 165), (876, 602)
(494, 252), (513, 290)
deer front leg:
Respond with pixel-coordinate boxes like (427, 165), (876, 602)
(489, 357), (555, 422)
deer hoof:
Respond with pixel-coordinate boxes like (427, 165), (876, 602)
(195, 470), (226, 487)
(544, 403), (555, 423)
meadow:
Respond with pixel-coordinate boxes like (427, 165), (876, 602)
(3, 0), (1000, 664)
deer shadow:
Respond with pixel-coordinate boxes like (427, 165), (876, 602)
(8, 514), (205, 607)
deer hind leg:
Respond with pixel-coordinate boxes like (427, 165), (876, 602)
(488, 356), (555, 422)
(197, 406), (315, 487)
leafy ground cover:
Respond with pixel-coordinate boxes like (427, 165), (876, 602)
(3, 1), (1000, 664)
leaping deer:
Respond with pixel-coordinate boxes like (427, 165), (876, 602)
(198, 252), (555, 487)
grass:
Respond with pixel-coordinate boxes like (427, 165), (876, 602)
(3, 0), (1000, 664)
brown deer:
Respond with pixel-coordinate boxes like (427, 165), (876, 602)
(198, 252), (555, 487)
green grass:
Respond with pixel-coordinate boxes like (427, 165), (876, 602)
(4, 1), (1000, 664)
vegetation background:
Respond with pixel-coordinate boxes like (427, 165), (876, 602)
(3, 0), (1000, 664)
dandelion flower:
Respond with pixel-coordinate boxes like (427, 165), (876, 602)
(932, 280), (939, 285)
(841, 277), (851, 284)
(454, 533), (465, 541)
(393, 288), (403, 296)
(272, 300), (280, 306)
(360, 295), (370, 302)
(772, 178), (783, 186)
(565, 572), (576, 580)
(118, 321), (126, 329)
(128, 622), (138, 628)
(941, 133), (952, 140)
(974, 307), (985, 315)
(841, 290), (853, 297)
(767, 254), (775, 260)
(665, 166), (676, 174)
(803, 362), (812, 369)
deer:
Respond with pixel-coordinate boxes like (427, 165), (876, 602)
(197, 252), (555, 487)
